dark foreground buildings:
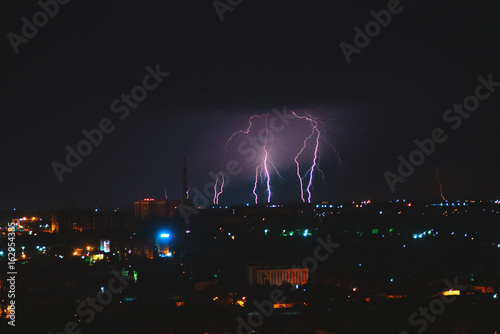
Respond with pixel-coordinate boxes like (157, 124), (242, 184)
(1, 199), (500, 333)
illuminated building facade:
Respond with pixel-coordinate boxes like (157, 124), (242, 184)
(134, 198), (170, 220)
(155, 232), (172, 257)
(248, 267), (309, 287)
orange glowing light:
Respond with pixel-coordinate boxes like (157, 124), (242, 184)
(273, 303), (294, 309)
(443, 290), (460, 296)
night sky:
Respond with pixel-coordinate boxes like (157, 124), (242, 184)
(2, 0), (500, 210)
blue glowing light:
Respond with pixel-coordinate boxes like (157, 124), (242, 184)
(160, 233), (170, 238)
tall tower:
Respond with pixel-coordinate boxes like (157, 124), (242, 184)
(183, 157), (188, 200)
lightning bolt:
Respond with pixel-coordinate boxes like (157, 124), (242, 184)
(213, 173), (226, 205)
(294, 124), (316, 202)
(291, 111), (321, 203)
(436, 168), (446, 201)
(213, 173), (221, 204)
(216, 174), (224, 204)
(215, 114), (267, 204)
(263, 114), (271, 203)
(164, 188), (168, 200)
(253, 166), (260, 204)
(250, 114), (273, 204)
(306, 124), (320, 203)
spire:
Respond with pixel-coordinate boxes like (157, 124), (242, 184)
(183, 157), (188, 200)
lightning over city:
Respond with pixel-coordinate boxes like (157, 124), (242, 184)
(214, 109), (337, 204)
(5, 1), (499, 333)
(290, 111), (321, 203)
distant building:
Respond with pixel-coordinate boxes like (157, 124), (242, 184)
(134, 198), (170, 220)
(50, 208), (127, 232)
(134, 158), (195, 222)
(155, 232), (173, 257)
(247, 266), (308, 287)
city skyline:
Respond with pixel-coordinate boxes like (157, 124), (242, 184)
(2, 2), (500, 331)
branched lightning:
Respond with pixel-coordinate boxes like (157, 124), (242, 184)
(215, 114), (267, 204)
(213, 174), (220, 204)
(436, 169), (446, 201)
(213, 173), (225, 205)
(216, 109), (337, 204)
(262, 114), (271, 203)
(253, 166), (260, 204)
(290, 111), (322, 203)
(250, 114), (272, 203)
(294, 129), (315, 202)
(224, 114), (267, 155)
(217, 174), (224, 204)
